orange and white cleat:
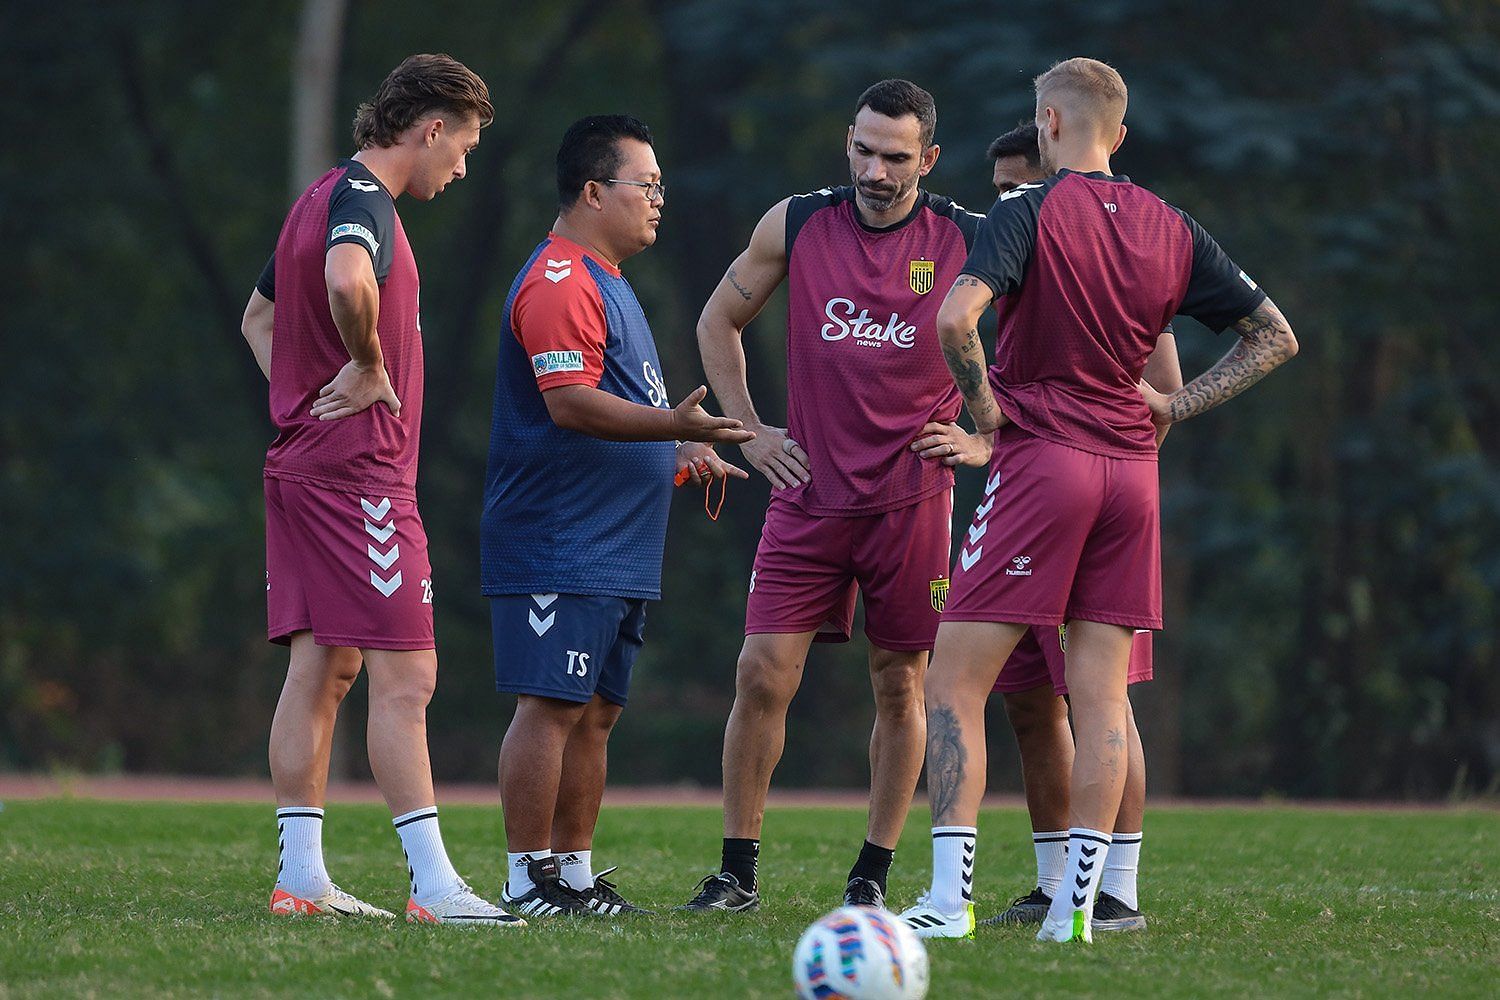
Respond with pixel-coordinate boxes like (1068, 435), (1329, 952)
(405, 881), (526, 927)
(269, 883), (395, 919)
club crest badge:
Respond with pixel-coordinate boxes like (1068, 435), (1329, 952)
(909, 259), (935, 295)
(930, 577), (949, 613)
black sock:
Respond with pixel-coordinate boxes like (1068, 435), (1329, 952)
(721, 837), (760, 891)
(848, 840), (896, 893)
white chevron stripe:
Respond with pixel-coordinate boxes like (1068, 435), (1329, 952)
(360, 497), (392, 521)
(364, 519), (396, 544)
(367, 543), (400, 570)
(967, 521), (988, 544)
(370, 569), (403, 597)
(531, 592), (559, 609)
(528, 610), (556, 636)
(960, 547), (982, 571)
(973, 495), (995, 519)
(985, 470), (1003, 495)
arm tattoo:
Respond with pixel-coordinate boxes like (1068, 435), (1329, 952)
(954, 276), (984, 288)
(942, 327), (998, 426)
(726, 267), (753, 301)
(926, 703), (967, 824)
(1169, 301), (1296, 422)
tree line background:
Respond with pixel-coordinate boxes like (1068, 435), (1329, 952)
(4, 0), (1499, 799)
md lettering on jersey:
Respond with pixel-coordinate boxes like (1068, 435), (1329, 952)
(820, 297), (916, 349)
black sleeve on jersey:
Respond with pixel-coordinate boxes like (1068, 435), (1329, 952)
(325, 174), (396, 283)
(960, 182), (1049, 298)
(923, 192), (986, 252)
(785, 187), (845, 258)
(1170, 207), (1268, 332)
(255, 253), (275, 301)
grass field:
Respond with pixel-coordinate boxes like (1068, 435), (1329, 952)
(0, 800), (1495, 998)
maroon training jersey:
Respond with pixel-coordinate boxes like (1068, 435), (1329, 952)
(781, 187), (982, 516)
(255, 160), (424, 499)
(962, 169), (1266, 459)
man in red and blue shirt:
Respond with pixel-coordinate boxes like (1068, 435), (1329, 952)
(241, 54), (518, 926)
(483, 115), (751, 918)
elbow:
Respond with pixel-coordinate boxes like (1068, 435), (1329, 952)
(542, 394), (585, 433)
(1280, 327), (1299, 361)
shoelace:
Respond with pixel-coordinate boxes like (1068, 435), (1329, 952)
(688, 873), (734, 904)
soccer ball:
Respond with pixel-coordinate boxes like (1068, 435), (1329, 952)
(792, 906), (929, 1000)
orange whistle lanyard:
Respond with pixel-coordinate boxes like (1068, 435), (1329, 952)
(674, 462), (728, 520)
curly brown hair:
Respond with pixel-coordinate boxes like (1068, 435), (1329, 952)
(352, 54), (493, 149)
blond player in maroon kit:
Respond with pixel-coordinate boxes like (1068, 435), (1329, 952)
(241, 55), (521, 926)
(902, 59), (1297, 941)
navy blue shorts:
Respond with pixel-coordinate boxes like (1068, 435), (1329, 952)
(490, 593), (647, 706)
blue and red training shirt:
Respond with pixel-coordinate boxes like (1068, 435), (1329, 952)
(481, 233), (675, 601)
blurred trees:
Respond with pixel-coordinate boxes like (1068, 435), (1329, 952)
(3, 0), (1497, 799)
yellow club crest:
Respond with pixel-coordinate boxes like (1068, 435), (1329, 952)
(910, 259), (935, 295)
(930, 577), (950, 613)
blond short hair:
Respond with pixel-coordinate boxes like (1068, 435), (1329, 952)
(1034, 57), (1128, 137)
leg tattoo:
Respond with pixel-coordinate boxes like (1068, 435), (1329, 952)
(927, 705), (967, 824)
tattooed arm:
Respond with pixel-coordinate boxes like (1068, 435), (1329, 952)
(1141, 299), (1298, 427)
(697, 198), (811, 489)
(936, 275), (1008, 434)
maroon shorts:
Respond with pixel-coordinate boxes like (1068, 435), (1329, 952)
(264, 476), (435, 650)
(992, 624), (1154, 696)
(944, 426), (1161, 630)
(745, 492), (952, 651)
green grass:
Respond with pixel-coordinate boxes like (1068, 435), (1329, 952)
(0, 800), (1495, 998)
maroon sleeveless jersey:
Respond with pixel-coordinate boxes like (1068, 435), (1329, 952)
(256, 160), (424, 499)
(781, 187), (982, 516)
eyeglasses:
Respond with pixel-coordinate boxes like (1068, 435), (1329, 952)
(601, 178), (666, 203)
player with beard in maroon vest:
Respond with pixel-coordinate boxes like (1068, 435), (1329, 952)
(241, 54), (521, 927)
(679, 80), (989, 914)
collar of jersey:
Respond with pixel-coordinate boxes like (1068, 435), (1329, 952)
(546, 231), (622, 277)
(850, 189), (930, 235)
(1056, 168), (1131, 184)
(339, 158), (394, 198)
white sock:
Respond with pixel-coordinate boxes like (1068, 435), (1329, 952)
(507, 849), (550, 896)
(276, 806), (331, 898)
(556, 849), (594, 891)
(1033, 830), (1068, 898)
(1100, 832), (1141, 909)
(1046, 828), (1111, 922)
(930, 826), (976, 915)
(393, 807), (463, 905)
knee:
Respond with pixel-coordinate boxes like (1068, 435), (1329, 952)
(1002, 690), (1065, 740)
(871, 659), (924, 717)
(578, 700), (623, 741)
(377, 668), (436, 718)
(319, 650), (363, 700)
(734, 650), (800, 710)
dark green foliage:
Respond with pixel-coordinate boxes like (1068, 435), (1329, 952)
(2, 1), (1498, 797)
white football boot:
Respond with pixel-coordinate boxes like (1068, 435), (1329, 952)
(899, 892), (975, 939)
(405, 881), (526, 927)
(269, 883), (394, 918)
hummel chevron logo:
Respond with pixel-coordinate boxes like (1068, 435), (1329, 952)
(1080, 844), (1098, 858)
(1079, 860), (1095, 874)
(1072, 892), (1087, 907)
(360, 497), (391, 520)
(364, 519), (396, 544)
(973, 495), (995, 519)
(960, 547), (982, 571)
(544, 258), (572, 283)
(985, 470), (1002, 495)
(967, 521), (988, 544)
(370, 569), (403, 597)
(528, 610), (556, 636)
(531, 593), (559, 609)
(1076, 874), (1089, 889)
(367, 543), (400, 570)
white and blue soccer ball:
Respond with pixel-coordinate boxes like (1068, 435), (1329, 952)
(793, 905), (929, 1000)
